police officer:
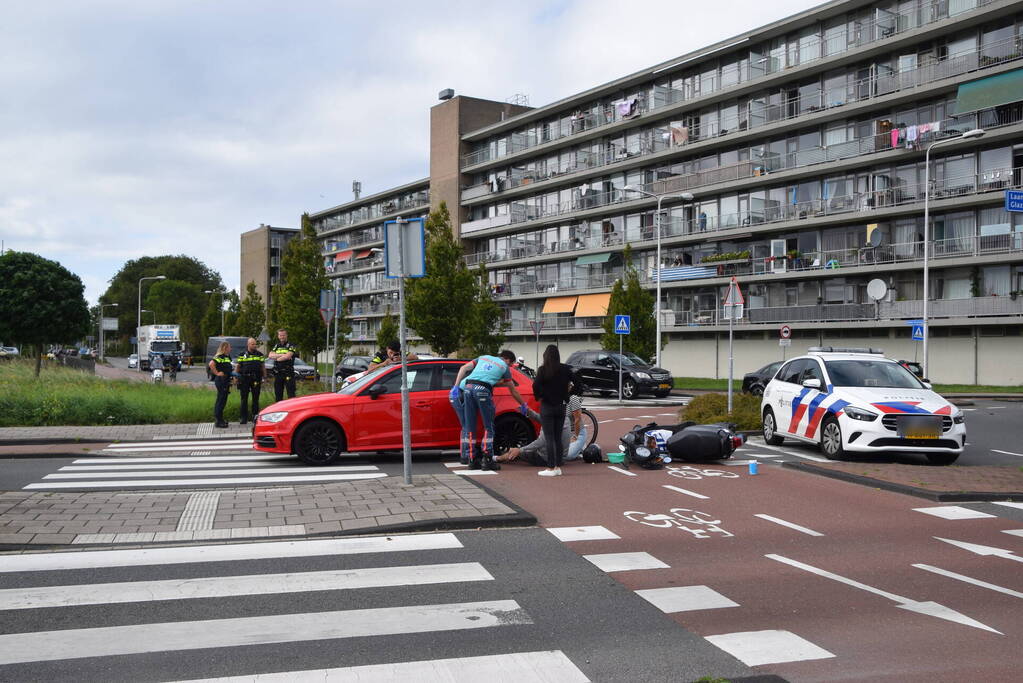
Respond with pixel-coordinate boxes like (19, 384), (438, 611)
(268, 328), (298, 402)
(235, 337), (267, 425)
(207, 341), (233, 428)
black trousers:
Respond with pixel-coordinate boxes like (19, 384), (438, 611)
(213, 377), (230, 423)
(238, 376), (262, 422)
(274, 371), (296, 402)
(539, 402), (567, 468)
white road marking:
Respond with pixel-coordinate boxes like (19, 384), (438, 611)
(24, 472), (388, 489)
(584, 552), (669, 572)
(73, 455), (292, 464)
(991, 449), (1023, 457)
(105, 439), (252, 449)
(636, 585), (739, 613)
(61, 461), (289, 470)
(0, 600), (530, 666)
(766, 553), (1000, 633)
(607, 466), (636, 477)
(663, 485), (709, 500)
(43, 465), (379, 479)
(913, 506), (995, 520)
(184, 651), (589, 682)
(598, 420), (616, 424)
(935, 537), (1023, 563)
(1002, 529), (1023, 538)
(73, 525), (307, 544)
(706, 630), (835, 666)
(546, 526), (620, 542)
(453, 469), (497, 476)
(913, 564), (1023, 599)
(444, 462), (466, 468)
(0, 533), (463, 572)
(101, 443), (255, 453)
(746, 441), (829, 462)
(0, 563), (493, 610)
(754, 514), (824, 536)
(993, 502), (1023, 509)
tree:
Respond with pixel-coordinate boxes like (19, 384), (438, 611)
(275, 213), (329, 359)
(0, 251), (91, 376)
(234, 282), (267, 339)
(405, 202), (475, 356)
(463, 264), (506, 357)
(601, 245), (658, 362)
(376, 305), (399, 351)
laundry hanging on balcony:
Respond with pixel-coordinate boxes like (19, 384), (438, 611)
(613, 97), (637, 118)
(669, 125), (689, 146)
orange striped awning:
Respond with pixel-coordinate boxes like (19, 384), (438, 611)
(574, 293), (611, 317)
(542, 296), (578, 314)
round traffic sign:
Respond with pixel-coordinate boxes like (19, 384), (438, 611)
(780, 325), (792, 339)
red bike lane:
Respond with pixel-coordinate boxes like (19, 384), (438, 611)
(480, 439), (1023, 682)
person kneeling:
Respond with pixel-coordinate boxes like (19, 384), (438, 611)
(496, 406), (584, 467)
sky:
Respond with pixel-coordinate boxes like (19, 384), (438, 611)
(1, 0), (816, 304)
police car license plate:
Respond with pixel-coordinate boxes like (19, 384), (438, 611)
(897, 415), (941, 439)
(658, 383), (671, 390)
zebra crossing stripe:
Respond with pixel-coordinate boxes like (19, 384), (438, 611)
(43, 465), (379, 479)
(0, 533), (464, 572)
(105, 439), (252, 449)
(23, 472), (388, 489)
(61, 461), (290, 470)
(0, 600), (530, 665)
(74, 455), (292, 464)
(0, 563), (494, 610)
(100, 443), (254, 453)
(181, 650), (589, 682)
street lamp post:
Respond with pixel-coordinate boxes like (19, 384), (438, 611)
(624, 186), (694, 368)
(99, 303), (118, 361)
(137, 275), (166, 371)
(204, 289), (225, 336)
(922, 128), (984, 380)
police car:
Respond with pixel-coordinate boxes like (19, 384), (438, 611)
(760, 347), (965, 465)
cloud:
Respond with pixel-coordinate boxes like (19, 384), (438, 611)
(0, 0), (814, 303)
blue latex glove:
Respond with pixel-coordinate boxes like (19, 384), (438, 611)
(519, 404), (529, 416)
(449, 385), (461, 401)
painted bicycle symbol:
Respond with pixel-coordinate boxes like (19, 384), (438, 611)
(623, 507), (733, 538)
(665, 465), (739, 480)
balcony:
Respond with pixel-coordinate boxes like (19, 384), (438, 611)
(491, 270), (648, 299)
(460, 0), (1004, 169)
(315, 192), (430, 236)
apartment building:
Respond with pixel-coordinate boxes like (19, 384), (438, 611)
(311, 0), (1023, 383)
(239, 223), (300, 319)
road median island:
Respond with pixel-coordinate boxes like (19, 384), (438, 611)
(783, 461), (1023, 502)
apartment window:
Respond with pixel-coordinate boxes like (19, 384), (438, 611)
(980, 23), (1014, 60)
(982, 266), (1011, 296)
(824, 18), (846, 56)
(935, 268), (972, 299)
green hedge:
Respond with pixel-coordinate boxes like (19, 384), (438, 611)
(678, 392), (762, 431)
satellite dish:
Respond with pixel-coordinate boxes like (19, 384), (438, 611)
(868, 229), (884, 247)
(867, 279), (888, 301)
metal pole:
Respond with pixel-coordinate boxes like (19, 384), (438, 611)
(655, 195), (663, 368)
(332, 280), (340, 392)
(219, 291), (225, 336)
(727, 308), (734, 414)
(922, 142), (932, 381)
(396, 217), (412, 485)
(618, 334), (623, 405)
(136, 279), (142, 372)
(534, 323), (540, 369)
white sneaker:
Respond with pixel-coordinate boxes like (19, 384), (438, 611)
(538, 468), (562, 477)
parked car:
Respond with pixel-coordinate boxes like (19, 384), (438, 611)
(742, 361), (783, 395)
(2, 346), (20, 356)
(760, 346), (965, 465)
(253, 358), (539, 464)
(898, 360), (925, 379)
(127, 354), (139, 368)
(265, 356), (320, 382)
(565, 349), (673, 399)
(334, 355), (372, 383)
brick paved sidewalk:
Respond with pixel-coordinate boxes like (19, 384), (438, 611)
(786, 461), (1023, 502)
(0, 474), (533, 550)
(0, 423), (250, 443)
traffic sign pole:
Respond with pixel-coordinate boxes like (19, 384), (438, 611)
(722, 279), (744, 415)
(614, 315), (630, 405)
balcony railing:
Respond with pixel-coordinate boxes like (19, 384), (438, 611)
(491, 270), (647, 298)
(315, 192), (430, 235)
(461, 34), (1023, 206)
(325, 256), (384, 275)
(460, 0), (1000, 168)
(466, 165), (1023, 268)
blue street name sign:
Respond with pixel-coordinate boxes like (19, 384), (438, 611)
(615, 315), (631, 335)
(1006, 189), (1023, 213)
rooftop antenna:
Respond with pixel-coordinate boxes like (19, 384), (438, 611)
(352, 181), (361, 200)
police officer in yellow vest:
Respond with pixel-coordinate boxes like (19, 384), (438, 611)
(207, 341), (234, 428)
(235, 337), (267, 425)
(268, 328), (298, 402)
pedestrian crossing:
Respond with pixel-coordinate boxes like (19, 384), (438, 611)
(23, 454), (388, 491)
(0, 532), (590, 681)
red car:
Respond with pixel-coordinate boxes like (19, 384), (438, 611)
(253, 358), (539, 465)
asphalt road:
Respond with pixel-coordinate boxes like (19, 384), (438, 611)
(104, 356), (209, 386)
(0, 527), (761, 682)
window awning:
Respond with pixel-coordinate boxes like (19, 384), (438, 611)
(542, 296), (577, 314)
(575, 252), (614, 266)
(574, 293), (611, 317)
(355, 249), (373, 259)
(956, 68), (1023, 114)
(334, 250), (354, 262)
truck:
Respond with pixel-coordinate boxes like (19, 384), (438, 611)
(137, 324), (182, 371)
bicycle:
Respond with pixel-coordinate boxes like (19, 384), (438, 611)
(579, 408), (598, 447)
(665, 465), (739, 480)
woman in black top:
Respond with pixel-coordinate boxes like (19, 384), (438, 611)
(531, 344), (574, 477)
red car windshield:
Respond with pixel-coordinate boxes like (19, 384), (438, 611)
(338, 365), (391, 394)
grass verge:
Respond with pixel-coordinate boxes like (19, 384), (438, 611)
(0, 360), (330, 426)
(674, 376), (1022, 394)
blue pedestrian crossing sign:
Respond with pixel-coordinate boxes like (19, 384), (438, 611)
(911, 322), (924, 341)
(615, 315), (631, 335)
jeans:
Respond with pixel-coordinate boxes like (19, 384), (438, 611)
(567, 424), (588, 461)
(449, 389), (470, 464)
(540, 402), (567, 468)
(238, 376), (261, 422)
(213, 377), (230, 423)
(462, 383), (496, 463)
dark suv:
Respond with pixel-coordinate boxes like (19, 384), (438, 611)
(565, 350), (673, 399)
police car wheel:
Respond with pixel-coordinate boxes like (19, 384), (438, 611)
(294, 418), (345, 466)
(820, 417), (845, 460)
(762, 408), (784, 446)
